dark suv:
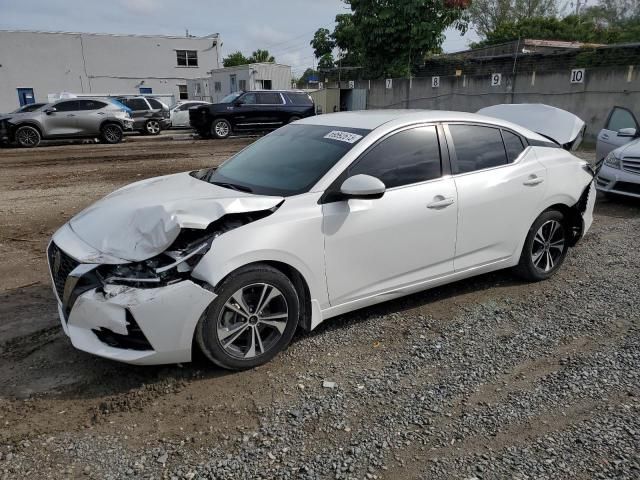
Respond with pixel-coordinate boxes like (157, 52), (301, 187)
(115, 96), (170, 135)
(189, 90), (315, 139)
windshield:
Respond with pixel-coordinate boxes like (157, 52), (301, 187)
(13, 103), (45, 113)
(204, 124), (370, 196)
(220, 92), (242, 104)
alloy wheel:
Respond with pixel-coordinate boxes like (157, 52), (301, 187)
(531, 219), (565, 272)
(17, 128), (39, 147)
(146, 120), (160, 134)
(214, 121), (230, 137)
(216, 283), (289, 359)
(103, 125), (121, 143)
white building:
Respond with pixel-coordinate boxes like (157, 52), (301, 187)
(0, 30), (222, 111)
(187, 63), (292, 103)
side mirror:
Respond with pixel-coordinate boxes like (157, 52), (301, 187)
(617, 127), (637, 137)
(340, 174), (386, 200)
(44, 107), (57, 115)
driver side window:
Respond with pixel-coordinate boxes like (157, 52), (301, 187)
(240, 93), (257, 105)
(348, 126), (442, 189)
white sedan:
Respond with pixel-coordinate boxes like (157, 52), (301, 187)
(169, 101), (211, 128)
(48, 109), (596, 369)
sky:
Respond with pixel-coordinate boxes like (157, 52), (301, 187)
(0, 0), (479, 76)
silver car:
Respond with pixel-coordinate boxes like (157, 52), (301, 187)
(0, 98), (133, 148)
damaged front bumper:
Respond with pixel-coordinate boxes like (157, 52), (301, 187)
(48, 228), (216, 365)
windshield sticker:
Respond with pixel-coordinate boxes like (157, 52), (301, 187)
(324, 130), (363, 144)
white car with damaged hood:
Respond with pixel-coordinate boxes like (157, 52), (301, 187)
(48, 107), (596, 369)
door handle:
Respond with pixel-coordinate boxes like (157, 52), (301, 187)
(427, 197), (455, 209)
(67, 114), (76, 117)
(523, 176), (544, 186)
(601, 133), (609, 140)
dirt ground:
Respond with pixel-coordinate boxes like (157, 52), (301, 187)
(0, 137), (639, 479)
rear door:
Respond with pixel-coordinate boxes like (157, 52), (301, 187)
(256, 92), (286, 127)
(446, 124), (547, 271)
(596, 107), (639, 160)
(75, 99), (109, 135)
(119, 98), (149, 128)
(42, 100), (81, 136)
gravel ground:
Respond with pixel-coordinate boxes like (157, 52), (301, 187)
(0, 142), (639, 479)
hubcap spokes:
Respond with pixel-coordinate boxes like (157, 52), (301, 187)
(215, 122), (229, 136)
(148, 121), (159, 133)
(105, 127), (119, 142)
(531, 220), (565, 272)
(19, 129), (37, 146)
(217, 283), (288, 359)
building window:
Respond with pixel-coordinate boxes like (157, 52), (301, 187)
(178, 85), (188, 100)
(214, 82), (222, 92)
(257, 79), (272, 90)
(238, 79), (247, 91)
(176, 50), (198, 67)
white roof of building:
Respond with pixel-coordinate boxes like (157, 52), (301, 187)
(0, 29), (219, 40)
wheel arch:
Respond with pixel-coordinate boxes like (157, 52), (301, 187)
(208, 260), (314, 331)
(10, 121), (43, 137)
(99, 119), (123, 130)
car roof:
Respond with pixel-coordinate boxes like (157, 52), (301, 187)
(297, 109), (551, 142)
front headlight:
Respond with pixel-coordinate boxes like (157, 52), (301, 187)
(604, 151), (621, 169)
(99, 237), (213, 287)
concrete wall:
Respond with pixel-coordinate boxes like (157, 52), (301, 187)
(0, 30), (221, 112)
(361, 66), (640, 142)
(188, 63), (293, 103)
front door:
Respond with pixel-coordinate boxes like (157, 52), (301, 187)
(323, 125), (458, 306)
(596, 106), (639, 161)
(42, 100), (81, 136)
(446, 124), (547, 271)
(17, 88), (35, 107)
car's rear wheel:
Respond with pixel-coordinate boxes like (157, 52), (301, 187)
(144, 119), (161, 135)
(196, 265), (299, 370)
(15, 125), (41, 148)
(515, 210), (568, 281)
(212, 119), (232, 139)
(100, 123), (123, 144)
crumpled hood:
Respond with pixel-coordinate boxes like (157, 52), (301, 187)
(69, 172), (283, 262)
(477, 104), (586, 150)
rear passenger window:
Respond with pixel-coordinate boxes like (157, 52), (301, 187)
(285, 93), (313, 105)
(449, 125), (507, 174)
(502, 130), (525, 162)
(124, 98), (149, 110)
(147, 98), (164, 109)
(349, 126), (442, 189)
(77, 100), (106, 110)
(257, 92), (282, 105)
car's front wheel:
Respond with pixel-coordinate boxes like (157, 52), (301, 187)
(144, 119), (161, 135)
(196, 265), (300, 370)
(211, 118), (232, 139)
(515, 210), (569, 281)
(100, 123), (124, 144)
(15, 125), (41, 148)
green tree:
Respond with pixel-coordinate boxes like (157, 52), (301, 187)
(310, 28), (335, 58)
(250, 49), (275, 63)
(468, 0), (558, 37)
(343, 0), (468, 77)
(317, 53), (335, 71)
(223, 51), (250, 67)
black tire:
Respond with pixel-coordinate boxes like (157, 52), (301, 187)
(100, 123), (123, 144)
(211, 118), (232, 139)
(15, 125), (41, 148)
(196, 264), (300, 370)
(288, 116), (301, 124)
(144, 119), (161, 135)
(515, 210), (569, 281)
